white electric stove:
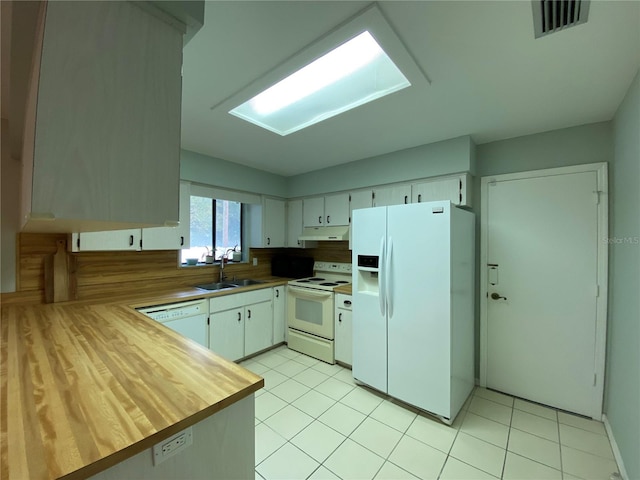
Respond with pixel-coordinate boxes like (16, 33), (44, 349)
(287, 262), (352, 363)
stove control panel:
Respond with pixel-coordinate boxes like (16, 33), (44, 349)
(314, 262), (352, 274)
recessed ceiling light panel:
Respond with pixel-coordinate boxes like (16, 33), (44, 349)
(229, 31), (411, 135)
(222, 4), (428, 136)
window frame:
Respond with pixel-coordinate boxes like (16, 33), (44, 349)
(181, 195), (244, 266)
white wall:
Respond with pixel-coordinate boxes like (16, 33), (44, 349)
(474, 121), (613, 378)
(180, 149), (287, 198)
(606, 68), (639, 480)
(286, 135), (474, 198)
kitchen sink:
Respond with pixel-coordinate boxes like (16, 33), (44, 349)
(194, 279), (264, 291)
(231, 279), (264, 287)
(194, 282), (239, 291)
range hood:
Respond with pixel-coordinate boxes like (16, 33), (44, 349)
(298, 225), (350, 241)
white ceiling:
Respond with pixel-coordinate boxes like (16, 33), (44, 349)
(180, 1), (640, 177)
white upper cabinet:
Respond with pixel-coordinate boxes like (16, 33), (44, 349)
(324, 193), (350, 226)
(250, 198), (286, 248)
(349, 190), (373, 221)
(71, 181), (190, 252)
(303, 194), (350, 227)
(348, 190), (373, 250)
(286, 199), (303, 248)
(141, 181), (191, 250)
(71, 229), (142, 252)
(21, 1), (183, 233)
(303, 197), (325, 227)
(372, 185), (411, 207)
(411, 173), (472, 207)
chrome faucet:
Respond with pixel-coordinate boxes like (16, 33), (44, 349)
(219, 248), (235, 282)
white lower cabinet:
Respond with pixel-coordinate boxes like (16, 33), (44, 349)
(334, 294), (353, 366)
(209, 288), (273, 361)
(209, 307), (245, 361)
(273, 286), (286, 344)
(244, 300), (273, 356)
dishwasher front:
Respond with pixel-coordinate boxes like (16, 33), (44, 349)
(137, 299), (209, 348)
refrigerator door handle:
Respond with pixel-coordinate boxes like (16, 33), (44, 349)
(379, 236), (386, 316)
(386, 237), (393, 318)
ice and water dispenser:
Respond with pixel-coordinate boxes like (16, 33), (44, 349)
(356, 255), (380, 294)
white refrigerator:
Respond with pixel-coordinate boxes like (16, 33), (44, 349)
(352, 201), (475, 423)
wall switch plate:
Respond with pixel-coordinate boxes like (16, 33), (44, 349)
(152, 427), (193, 465)
(252, 257), (258, 266)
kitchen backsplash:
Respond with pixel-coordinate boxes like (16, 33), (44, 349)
(10, 234), (350, 304)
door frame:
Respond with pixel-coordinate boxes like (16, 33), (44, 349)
(479, 162), (608, 419)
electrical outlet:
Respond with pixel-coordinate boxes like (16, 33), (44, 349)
(152, 427), (193, 465)
(252, 257), (258, 266)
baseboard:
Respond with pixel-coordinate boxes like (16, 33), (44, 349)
(603, 414), (629, 480)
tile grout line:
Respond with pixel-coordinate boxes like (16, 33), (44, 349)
(499, 397), (515, 479)
(556, 409), (565, 478)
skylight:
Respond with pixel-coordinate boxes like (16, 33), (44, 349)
(229, 31), (411, 136)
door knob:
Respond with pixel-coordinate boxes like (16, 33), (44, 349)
(491, 292), (507, 300)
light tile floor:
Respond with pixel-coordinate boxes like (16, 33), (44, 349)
(243, 346), (620, 480)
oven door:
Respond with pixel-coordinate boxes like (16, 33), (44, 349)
(287, 285), (335, 339)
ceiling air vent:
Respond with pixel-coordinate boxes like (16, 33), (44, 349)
(532, 0), (590, 38)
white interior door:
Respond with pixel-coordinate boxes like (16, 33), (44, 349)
(482, 165), (607, 418)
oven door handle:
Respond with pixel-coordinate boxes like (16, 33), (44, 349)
(288, 285), (334, 299)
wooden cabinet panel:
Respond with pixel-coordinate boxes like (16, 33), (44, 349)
(264, 198), (285, 247)
(244, 300), (273, 356)
(209, 308), (245, 362)
(372, 185), (411, 207)
(250, 198), (285, 248)
(210, 288), (274, 360)
(411, 174), (472, 207)
(71, 229), (141, 252)
(303, 197), (324, 227)
(286, 200), (303, 248)
(22, 1), (183, 232)
(141, 182), (191, 250)
(324, 193), (350, 226)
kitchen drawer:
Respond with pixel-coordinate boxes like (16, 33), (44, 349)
(243, 288), (272, 305)
(210, 287), (272, 313)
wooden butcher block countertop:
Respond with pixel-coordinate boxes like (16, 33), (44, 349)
(0, 284), (273, 480)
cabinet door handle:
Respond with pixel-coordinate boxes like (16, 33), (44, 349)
(267, 237), (270, 245)
(247, 309), (251, 319)
(326, 215), (330, 224)
(297, 240), (301, 245)
(338, 312), (342, 322)
(129, 235), (134, 246)
(276, 290), (279, 298)
(404, 195), (408, 204)
(344, 300), (351, 306)
(418, 194), (422, 203)
(180, 236), (184, 246)
(237, 312), (241, 322)
(318, 215), (322, 224)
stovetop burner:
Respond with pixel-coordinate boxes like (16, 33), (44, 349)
(288, 262), (352, 291)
